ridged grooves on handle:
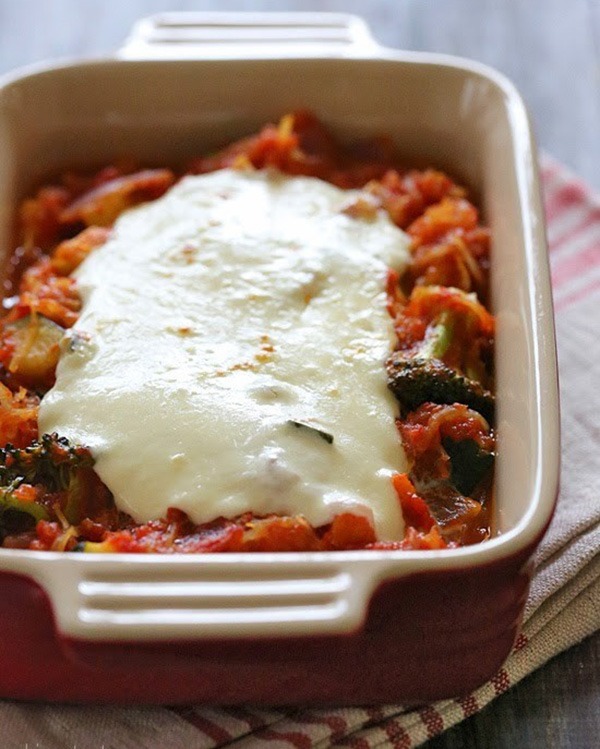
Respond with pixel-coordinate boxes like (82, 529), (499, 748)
(20, 556), (395, 640)
(119, 12), (380, 60)
(77, 572), (352, 626)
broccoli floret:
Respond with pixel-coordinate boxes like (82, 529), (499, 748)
(442, 437), (495, 497)
(387, 356), (494, 420)
(387, 313), (494, 420)
(0, 434), (96, 533)
(0, 433), (94, 491)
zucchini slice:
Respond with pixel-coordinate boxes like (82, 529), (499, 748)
(4, 314), (65, 388)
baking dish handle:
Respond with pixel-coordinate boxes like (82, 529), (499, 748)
(118, 12), (381, 60)
(12, 554), (404, 642)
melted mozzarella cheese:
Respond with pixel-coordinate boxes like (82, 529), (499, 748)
(39, 169), (411, 540)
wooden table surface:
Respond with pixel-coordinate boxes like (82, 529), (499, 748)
(0, 1), (598, 748)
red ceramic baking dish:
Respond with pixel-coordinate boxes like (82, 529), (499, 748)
(0, 13), (559, 704)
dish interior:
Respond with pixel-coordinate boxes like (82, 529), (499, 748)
(0, 56), (546, 540)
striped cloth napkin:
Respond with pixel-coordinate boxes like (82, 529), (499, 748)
(3, 155), (599, 748)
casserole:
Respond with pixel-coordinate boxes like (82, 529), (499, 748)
(1, 112), (496, 553)
(0, 12), (559, 704)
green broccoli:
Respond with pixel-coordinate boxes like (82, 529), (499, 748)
(442, 436), (495, 498)
(0, 433), (94, 490)
(0, 434), (95, 531)
(387, 312), (494, 420)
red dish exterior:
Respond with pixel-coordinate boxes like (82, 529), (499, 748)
(0, 537), (543, 705)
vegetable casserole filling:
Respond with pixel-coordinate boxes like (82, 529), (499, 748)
(0, 111), (495, 552)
